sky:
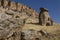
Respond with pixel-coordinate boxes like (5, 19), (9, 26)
(14, 0), (60, 24)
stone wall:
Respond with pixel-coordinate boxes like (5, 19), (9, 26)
(16, 2), (22, 11)
(0, 0), (38, 18)
(9, 1), (16, 10)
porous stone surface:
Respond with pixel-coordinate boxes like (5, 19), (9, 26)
(0, 0), (38, 40)
(0, 5), (29, 40)
(0, 0), (60, 40)
(39, 7), (53, 26)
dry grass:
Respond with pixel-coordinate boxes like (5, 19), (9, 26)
(22, 23), (60, 33)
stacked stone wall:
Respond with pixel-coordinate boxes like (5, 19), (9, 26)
(0, 0), (38, 17)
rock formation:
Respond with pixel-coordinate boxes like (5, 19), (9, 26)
(39, 7), (53, 26)
(0, 7), (26, 40)
(21, 29), (35, 40)
(0, 0), (38, 18)
(0, 0), (59, 40)
(0, 0), (39, 40)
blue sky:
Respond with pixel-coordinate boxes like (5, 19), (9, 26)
(14, 0), (60, 23)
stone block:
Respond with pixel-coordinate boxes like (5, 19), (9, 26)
(16, 3), (22, 11)
(9, 1), (16, 10)
(22, 5), (27, 10)
(1, 0), (8, 7)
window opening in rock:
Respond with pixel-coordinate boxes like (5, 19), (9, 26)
(35, 38), (39, 40)
(48, 18), (50, 21)
(15, 16), (19, 18)
(46, 23), (50, 26)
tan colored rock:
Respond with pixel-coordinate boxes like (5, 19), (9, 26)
(16, 2), (22, 11)
(39, 7), (53, 26)
(32, 10), (37, 17)
(0, 0), (41, 40)
(1, 0), (8, 8)
(22, 5), (27, 10)
(9, 1), (16, 10)
(0, 0), (39, 18)
(28, 7), (32, 12)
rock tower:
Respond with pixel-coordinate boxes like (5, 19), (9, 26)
(39, 7), (53, 26)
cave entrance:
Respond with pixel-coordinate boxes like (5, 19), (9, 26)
(46, 23), (50, 26)
(35, 38), (39, 40)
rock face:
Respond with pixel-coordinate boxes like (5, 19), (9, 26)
(39, 7), (53, 26)
(21, 29), (35, 40)
(0, 7), (26, 40)
(0, 0), (59, 40)
(0, 0), (38, 18)
(0, 0), (39, 40)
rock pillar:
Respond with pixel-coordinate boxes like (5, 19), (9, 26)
(39, 7), (53, 26)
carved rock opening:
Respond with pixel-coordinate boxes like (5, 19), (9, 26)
(46, 23), (51, 26)
(35, 38), (39, 40)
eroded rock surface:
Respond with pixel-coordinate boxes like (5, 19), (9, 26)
(39, 7), (53, 26)
(0, 7), (26, 40)
(0, 0), (60, 40)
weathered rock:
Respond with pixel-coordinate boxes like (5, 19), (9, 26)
(0, 0), (59, 40)
(0, 0), (38, 18)
(39, 7), (53, 26)
(9, 1), (16, 10)
(21, 29), (35, 40)
(0, 18), (25, 40)
(0, 7), (26, 40)
(16, 2), (22, 11)
(2, 0), (8, 8)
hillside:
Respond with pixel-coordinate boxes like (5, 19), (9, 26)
(22, 18), (60, 40)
